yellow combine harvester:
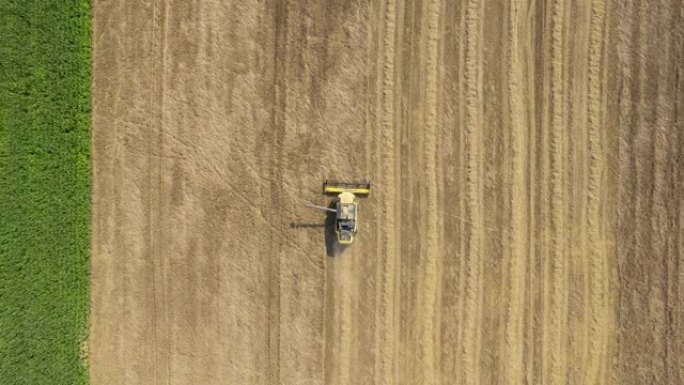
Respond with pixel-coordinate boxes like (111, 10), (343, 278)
(306, 180), (371, 245)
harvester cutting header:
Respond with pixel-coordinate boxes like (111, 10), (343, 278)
(306, 180), (371, 245)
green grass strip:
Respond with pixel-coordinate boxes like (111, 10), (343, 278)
(0, 0), (91, 384)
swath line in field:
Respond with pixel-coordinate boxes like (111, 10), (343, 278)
(671, 6), (684, 380)
(543, 0), (568, 383)
(461, 0), (484, 383)
(625, 0), (664, 380)
(651, 1), (677, 383)
(612, 0), (633, 380)
(503, 0), (529, 383)
(415, 0), (442, 383)
(373, 0), (401, 384)
(584, 0), (612, 382)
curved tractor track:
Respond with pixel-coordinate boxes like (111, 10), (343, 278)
(90, 0), (684, 384)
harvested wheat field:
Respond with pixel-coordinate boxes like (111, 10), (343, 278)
(89, 0), (683, 384)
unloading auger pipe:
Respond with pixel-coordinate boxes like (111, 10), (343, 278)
(306, 203), (337, 213)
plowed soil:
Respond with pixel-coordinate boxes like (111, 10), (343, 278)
(90, 0), (684, 384)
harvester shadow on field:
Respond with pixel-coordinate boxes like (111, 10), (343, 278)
(290, 202), (347, 257)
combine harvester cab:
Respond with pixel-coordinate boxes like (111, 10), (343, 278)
(333, 191), (358, 244)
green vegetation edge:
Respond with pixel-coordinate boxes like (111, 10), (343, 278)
(0, 1), (91, 384)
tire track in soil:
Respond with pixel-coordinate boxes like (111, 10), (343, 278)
(371, 0), (401, 384)
(565, 3), (589, 381)
(268, 1), (287, 384)
(460, 0), (484, 384)
(527, 2), (544, 382)
(325, 255), (355, 385)
(415, 0), (441, 383)
(149, 0), (168, 382)
(651, 3), (677, 384)
(480, 2), (508, 382)
(503, 1), (530, 383)
(612, 0), (636, 381)
(543, 0), (568, 383)
(398, 1), (418, 381)
(612, 0), (684, 383)
(671, 5), (684, 380)
(614, 0), (669, 383)
(436, 0), (465, 383)
(584, 0), (612, 383)
(632, 0), (662, 376)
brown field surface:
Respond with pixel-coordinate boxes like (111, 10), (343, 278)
(90, 0), (683, 384)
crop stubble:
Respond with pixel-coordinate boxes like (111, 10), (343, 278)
(90, 0), (684, 384)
